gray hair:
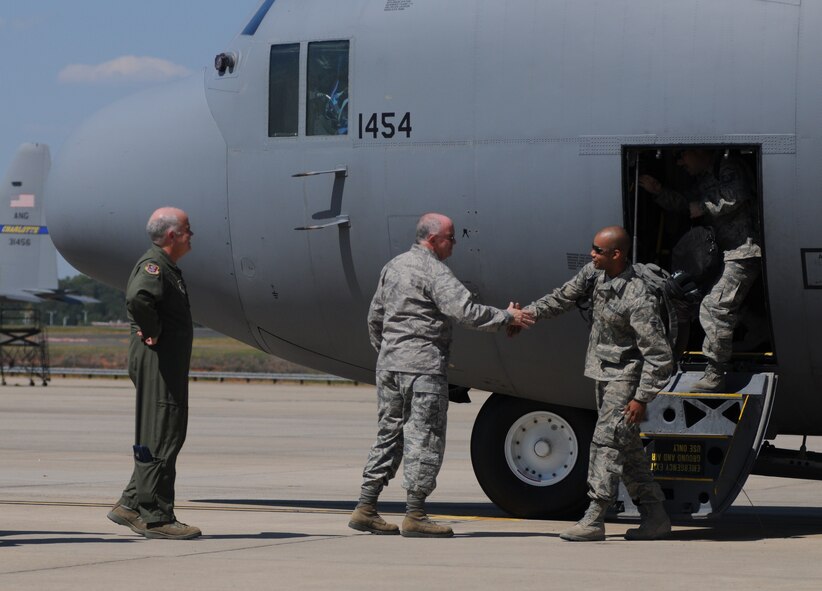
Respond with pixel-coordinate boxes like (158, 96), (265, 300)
(415, 213), (443, 243)
(146, 212), (181, 245)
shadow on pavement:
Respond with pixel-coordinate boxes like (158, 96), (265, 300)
(0, 530), (330, 545)
(663, 506), (822, 541)
(0, 531), (140, 547)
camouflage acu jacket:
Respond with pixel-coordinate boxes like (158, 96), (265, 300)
(525, 263), (673, 403)
(368, 244), (511, 375)
(656, 157), (761, 261)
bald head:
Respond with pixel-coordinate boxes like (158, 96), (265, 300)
(146, 206), (192, 262)
(147, 207), (187, 245)
(595, 226), (631, 254)
(591, 225), (630, 277)
(416, 213), (449, 243)
(416, 212), (456, 260)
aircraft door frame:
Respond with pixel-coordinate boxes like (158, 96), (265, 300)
(621, 144), (776, 367)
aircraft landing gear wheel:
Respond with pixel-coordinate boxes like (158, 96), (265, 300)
(471, 393), (595, 519)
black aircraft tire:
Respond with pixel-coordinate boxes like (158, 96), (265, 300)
(470, 393), (596, 519)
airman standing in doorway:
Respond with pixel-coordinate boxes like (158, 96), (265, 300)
(639, 149), (761, 391)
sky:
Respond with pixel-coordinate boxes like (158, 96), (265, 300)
(0, 0), (261, 277)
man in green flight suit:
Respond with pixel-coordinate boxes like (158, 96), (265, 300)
(106, 206), (201, 539)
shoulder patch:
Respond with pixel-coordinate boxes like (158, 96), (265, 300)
(144, 263), (160, 276)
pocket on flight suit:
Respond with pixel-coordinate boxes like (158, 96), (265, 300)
(133, 456), (165, 506)
(134, 445), (164, 505)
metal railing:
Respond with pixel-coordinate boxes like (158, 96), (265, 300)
(1, 366), (356, 384)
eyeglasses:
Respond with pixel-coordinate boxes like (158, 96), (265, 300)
(591, 244), (612, 255)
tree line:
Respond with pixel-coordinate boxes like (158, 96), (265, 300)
(40, 275), (127, 325)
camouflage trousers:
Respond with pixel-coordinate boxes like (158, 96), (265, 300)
(360, 371), (449, 498)
(588, 380), (665, 505)
(700, 258), (760, 365)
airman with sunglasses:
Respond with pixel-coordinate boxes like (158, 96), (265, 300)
(523, 226), (673, 542)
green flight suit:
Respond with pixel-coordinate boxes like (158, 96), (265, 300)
(117, 245), (193, 525)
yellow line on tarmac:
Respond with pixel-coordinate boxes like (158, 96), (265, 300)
(434, 514), (522, 522)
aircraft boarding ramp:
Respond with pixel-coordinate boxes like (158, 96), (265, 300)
(619, 371), (776, 519)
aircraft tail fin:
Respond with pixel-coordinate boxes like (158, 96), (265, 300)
(0, 143), (59, 302)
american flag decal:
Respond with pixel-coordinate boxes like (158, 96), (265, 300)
(11, 194), (35, 208)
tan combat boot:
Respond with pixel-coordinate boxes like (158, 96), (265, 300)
(401, 510), (454, 538)
(624, 502), (671, 540)
(107, 502), (146, 535)
(692, 363), (726, 392)
(143, 520), (202, 540)
(348, 504), (400, 535)
(559, 499), (609, 542)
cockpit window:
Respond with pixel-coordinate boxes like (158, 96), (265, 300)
(306, 41), (349, 136)
(268, 44), (299, 137)
(242, 0), (276, 36)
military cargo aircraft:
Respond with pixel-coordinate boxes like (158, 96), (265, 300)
(43, 0), (822, 519)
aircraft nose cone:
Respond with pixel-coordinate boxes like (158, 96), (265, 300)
(46, 74), (228, 291)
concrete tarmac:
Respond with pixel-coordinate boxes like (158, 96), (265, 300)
(2, 378), (822, 590)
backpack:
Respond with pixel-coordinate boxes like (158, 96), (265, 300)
(632, 263), (702, 360)
(576, 263), (700, 360)
(671, 226), (721, 291)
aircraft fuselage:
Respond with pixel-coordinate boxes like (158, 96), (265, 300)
(47, 0), (822, 437)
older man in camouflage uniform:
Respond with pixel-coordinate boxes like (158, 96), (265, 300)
(640, 149), (761, 391)
(349, 212), (534, 538)
(524, 226), (673, 541)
